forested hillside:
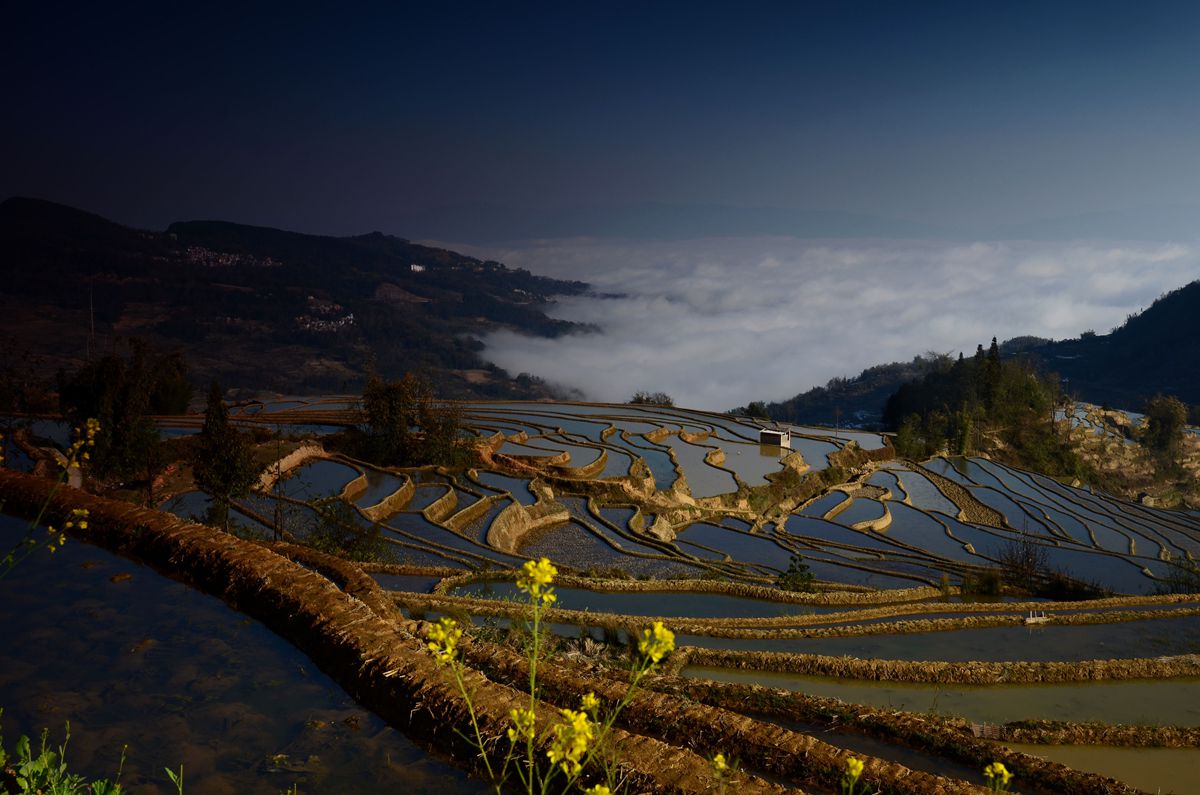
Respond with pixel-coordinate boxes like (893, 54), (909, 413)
(0, 197), (589, 398)
(1022, 280), (1200, 407)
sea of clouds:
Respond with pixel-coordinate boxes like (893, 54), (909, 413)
(440, 237), (1198, 411)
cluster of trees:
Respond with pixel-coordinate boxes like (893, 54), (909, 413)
(356, 372), (471, 467)
(58, 341), (192, 490)
(628, 391), (674, 407)
(192, 381), (258, 530)
(1142, 393), (1190, 473)
(730, 353), (957, 425)
(775, 554), (815, 592)
(0, 341), (56, 415)
(882, 339), (1081, 476)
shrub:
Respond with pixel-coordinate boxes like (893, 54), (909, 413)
(776, 554), (815, 593)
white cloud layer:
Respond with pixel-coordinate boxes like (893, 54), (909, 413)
(445, 237), (1199, 411)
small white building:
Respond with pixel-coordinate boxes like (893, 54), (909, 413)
(410, 263), (426, 273)
(759, 427), (791, 448)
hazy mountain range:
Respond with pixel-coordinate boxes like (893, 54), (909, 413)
(4, 196), (1199, 417)
(0, 197), (588, 398)
(746, 282), (1200, 425)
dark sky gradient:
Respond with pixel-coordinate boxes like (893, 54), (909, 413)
(5, 1), (1200, 239)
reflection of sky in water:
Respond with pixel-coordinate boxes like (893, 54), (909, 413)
(680, 615), (1200, 662)
(0, 514), (477, 794)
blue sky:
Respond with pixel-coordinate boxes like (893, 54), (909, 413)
(6, 1), (1200, 240)
(7, 1), (1200, 406)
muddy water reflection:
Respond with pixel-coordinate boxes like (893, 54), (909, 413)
(1005, 744), (1200, 795)
(0, 514), (480, 794)
(682, 666), (1200, 726)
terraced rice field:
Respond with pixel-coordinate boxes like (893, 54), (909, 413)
(128, 398), (1200, 792)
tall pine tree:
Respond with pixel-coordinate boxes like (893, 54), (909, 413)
(192, 381), (257, 531)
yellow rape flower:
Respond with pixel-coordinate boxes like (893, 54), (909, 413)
(520, 557), (556, 587)
(580, 691), (600, 715)
(424, 617), (462, 665)
(583, 786), (611, 795)
(712, 752), (728, 773)
(506, 707), (536, 744)
(984, 761), (1012, 790)
(841, 755), (864, 794)
(638, 621), (675, 664)
(517, 557), (558, 606)
(547, 707), (593, 777)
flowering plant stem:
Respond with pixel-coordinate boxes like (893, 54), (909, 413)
(1, 420), (98, 580)
(424, 558), (681, 795)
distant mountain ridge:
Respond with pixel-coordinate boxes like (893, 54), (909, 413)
(0, 196), (589, 397)
(741, 280), (1200, 425)
(1023, 280), (1200, 407)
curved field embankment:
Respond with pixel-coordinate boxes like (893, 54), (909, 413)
(1002, 719), (1200, 748)
(647, 676), (1140, 794)
(486, 499), (572, 553)
(917, 463), (1007, 526)
(256, 443), (326, 491)
(679, 647), (1200, 685)
(432, 569), (942, 605)
(391, 591), (1200, 678)
(0, 469), (788, 795)
(421, 486), (459, 523)
(360, 472), (415, 522)
(426, 572), (1200, 632)
(457, 641), (992, 795)
(360, 561), (462, 579)
(442, 493), (505, 533)
(551, 446), (610, 480)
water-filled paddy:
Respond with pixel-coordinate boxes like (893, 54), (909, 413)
(278, 459), (359, 500)
(407, 484), (450, 511)
(369, 573), (442, 592)
(833, 497), (887, 527)
(496, 440), (562, 458)
(892, 467), (960, 516)
(611, 435), (676, 489)
(659, 435), (737, 497)
(0, 515), (477, 793)
(677, 614), (1200, 661)
(682, 667), (1200, 726)
(518, 521), (702, 579)
(456, 499), (510, 545)
(781, 515), (905, 554)
(1, 436), (34, 472)
(1003, 743), (1200, 795)
(678, 523), (793, 571)
(797, 491), (848, 518)
(381, 512), (520, 566)
(156, 424), (202, 438)
(353, 469), (407, 508)
(705, 439), (787, 486)
(160, 490), (212, 522)
(783, 436), (839, 471)
(25, 418), (71, 447)
(878, 504), (981, 562)
(474, 471), (537, 505)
